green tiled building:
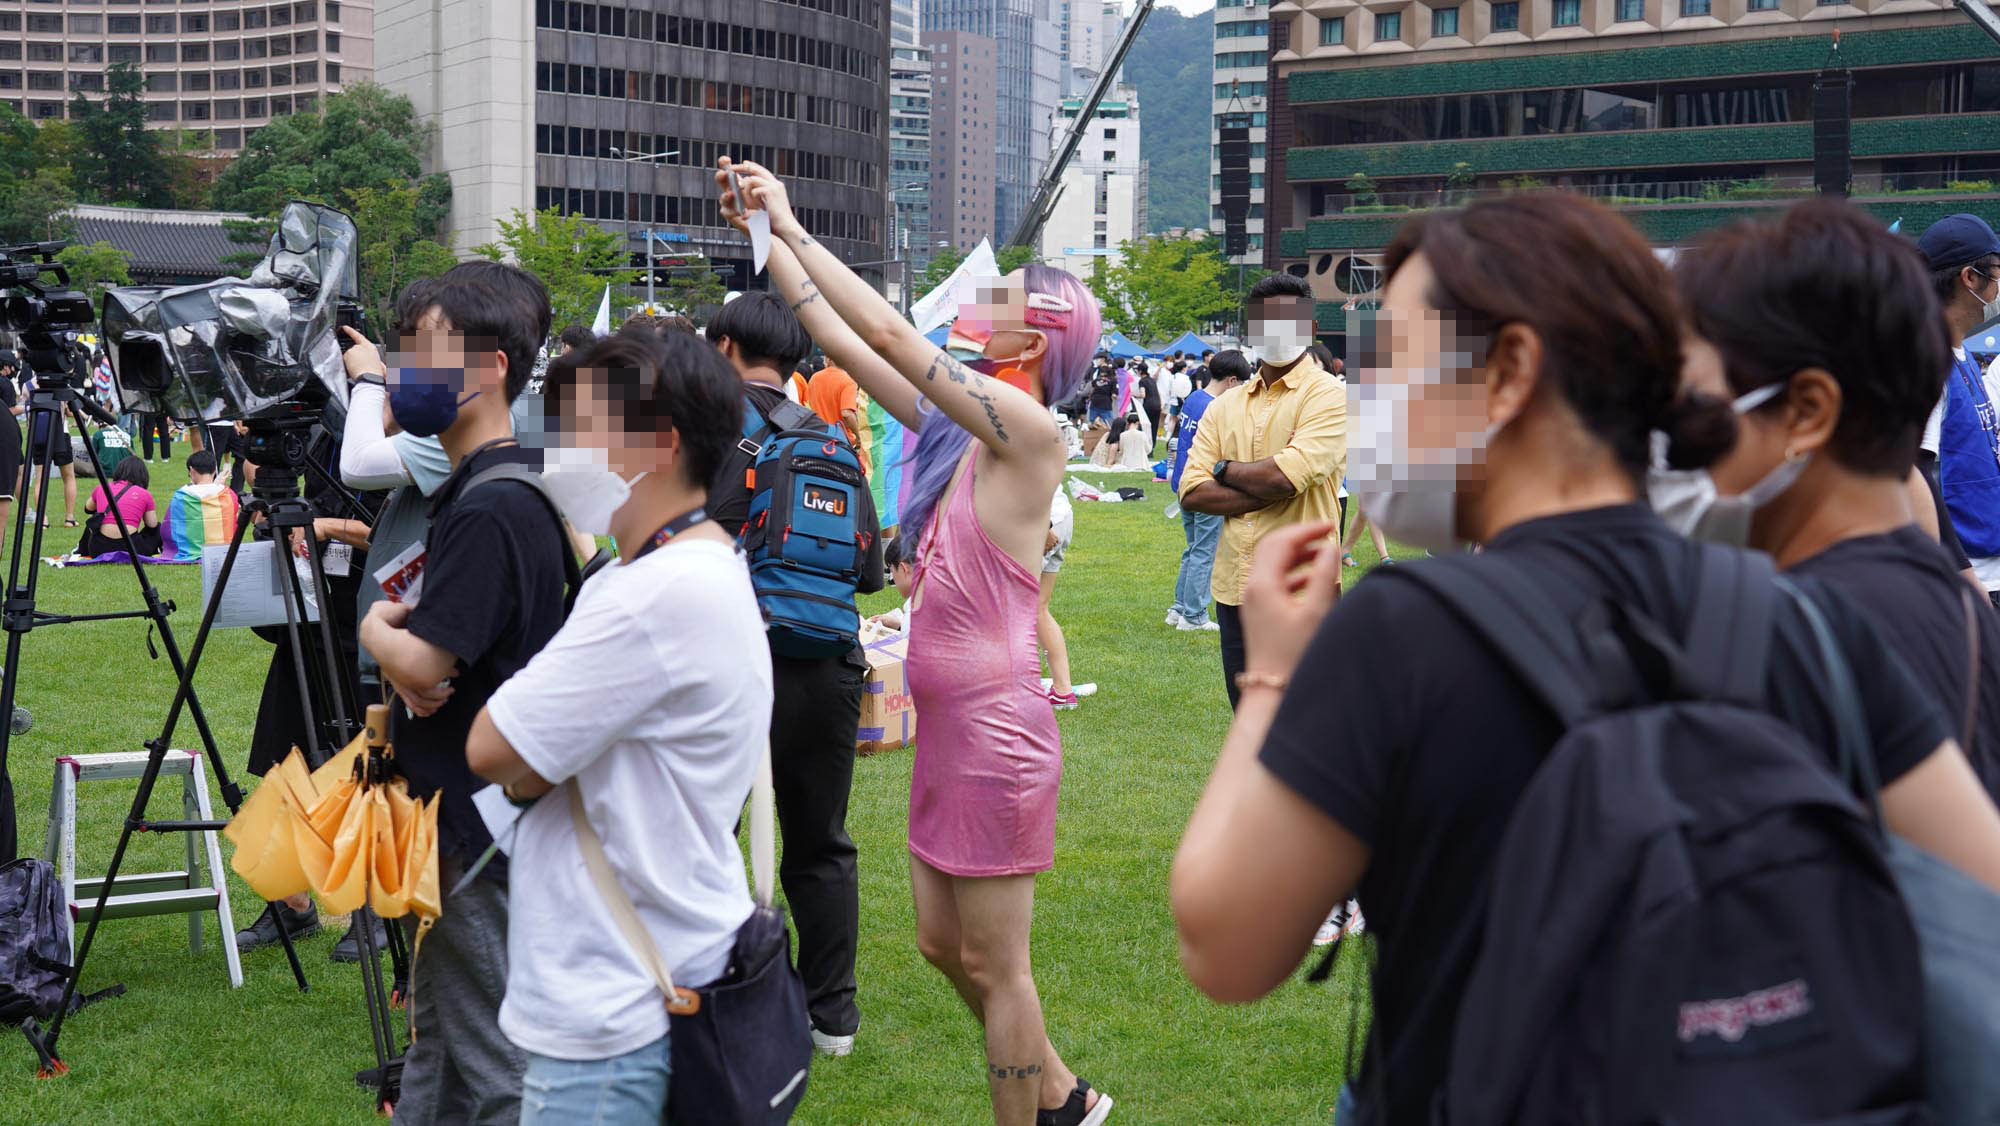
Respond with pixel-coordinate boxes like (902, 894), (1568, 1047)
(1262, 3), (2000, 341)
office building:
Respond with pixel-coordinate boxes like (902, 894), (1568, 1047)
(925, 27), (997, 251)
(1210, 0), (1269, 266)
(1267, 5), (2000, 348)
(891, 42), (935, 278)
(1038, 84), (1146, 278)
(0, 0), (373, 153)
(924, 0), (1061, 242)
(893, 0), (921, 48)
(378, 0), (889, 290)
(1060, 0), (1122, 95)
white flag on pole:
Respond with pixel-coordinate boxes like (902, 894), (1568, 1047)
(590, 284), (612, 335)
(909, 239), (999, 337)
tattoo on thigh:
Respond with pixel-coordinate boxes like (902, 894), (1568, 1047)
(988, 1064), (1043, 1080)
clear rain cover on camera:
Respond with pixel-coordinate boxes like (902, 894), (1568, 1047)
(101, 200), (356, 424)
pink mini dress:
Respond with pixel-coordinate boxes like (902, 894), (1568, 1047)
(905, 449), (1063, 877)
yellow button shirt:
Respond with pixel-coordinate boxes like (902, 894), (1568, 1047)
(1176, 356), (1348, 607)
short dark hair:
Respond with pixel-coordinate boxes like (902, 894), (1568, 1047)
(1383, 193), (1685, 480)
(705, 292), (812, 372)
(394, 261), (553, 404)
(185, 450), (218, 477)
(1247, 274), (1312, 304)
(1677, 197), (1953, 478)
(1931, 258), (2000, 304)
(559, 324), (596, 351)
(1208, 349), (1252, 384)
(112, 454), (149, 488)
(621, 313), (696, 337)
(884, 533), (913, 568)
(556, 328), (743, 487)
(1201, 349), (1215, 357)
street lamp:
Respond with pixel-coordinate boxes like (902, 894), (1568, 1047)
(608, 147), (680, 163)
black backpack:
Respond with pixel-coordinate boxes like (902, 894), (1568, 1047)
(1381, 547), (1926, 1125)
(0, 858), (68, 1029)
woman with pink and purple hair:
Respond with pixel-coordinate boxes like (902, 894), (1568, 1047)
(718, 160), (1111, 1126)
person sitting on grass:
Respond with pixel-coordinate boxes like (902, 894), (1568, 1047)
(78, 455), (160, 558)
(162, 451), (242, 562)
(870, 534), (918, 634)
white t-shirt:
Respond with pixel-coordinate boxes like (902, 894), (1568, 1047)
(487, 538), (772, 1061)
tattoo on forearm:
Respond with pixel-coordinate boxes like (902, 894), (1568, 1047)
(789, 281), (820, 313)
(798, 236), (817, 247)
(967, 386), (1009, 444)
(988, 1064), (1043, 1080)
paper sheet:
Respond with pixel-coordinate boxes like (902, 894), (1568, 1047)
(200, 540), (321, 629)
(749, 210), (772, 275)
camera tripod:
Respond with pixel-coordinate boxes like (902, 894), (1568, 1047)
(40, 421), (409, 1111)
(0, 364), (319, 1074)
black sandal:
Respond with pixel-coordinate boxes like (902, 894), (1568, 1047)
(1037, 1078), (1112, 1126)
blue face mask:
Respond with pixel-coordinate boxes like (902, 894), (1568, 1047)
(390, 368), (480, 438)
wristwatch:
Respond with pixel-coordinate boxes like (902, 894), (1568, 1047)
(1213, 459), (1230, 483)
(351, 371), (387, 388)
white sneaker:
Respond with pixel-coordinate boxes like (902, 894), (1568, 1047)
(1313, 906), (1346, 947)
(811, 1028), (854, 1057)
(1176, 617), (1220, 632)
(1164, 608), (1185, 628)
(1342, 899), (1365, 937)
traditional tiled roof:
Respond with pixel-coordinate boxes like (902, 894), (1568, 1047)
(67, 204), (255, 282)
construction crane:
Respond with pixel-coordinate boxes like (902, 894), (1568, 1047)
(1004, 0), (1159, 253)
(1958, 0), (2000, 46)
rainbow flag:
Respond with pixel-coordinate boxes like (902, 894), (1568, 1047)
(866, 395), (907, 533)
(163, 484), (241, 562)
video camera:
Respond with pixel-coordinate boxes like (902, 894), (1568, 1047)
(100, 200), (359, 429)
(1, 242), (97, 383)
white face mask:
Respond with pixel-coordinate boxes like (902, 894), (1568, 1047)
(1347, 381), (1499, 552)
(1646, 381), (1803, 546)
(539, 446), (648, 537)
(1969, 278), (2000, 324)
(1247, 321), (1312, 368)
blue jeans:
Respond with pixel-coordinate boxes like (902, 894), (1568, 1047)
(1173, 509), (1223, 625)
(1087, 405), (1114, 426)
(520, 1034), (671, 1126)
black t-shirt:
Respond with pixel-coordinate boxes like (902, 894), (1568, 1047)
(1259, 505), (1949, 1125)
(1791, 524), (2000, 799)
(1087, 370), (1116, 409)
(707, 382), (790, 538)
(1140, 375), (1162, 412)
(398, 443), (570, 870)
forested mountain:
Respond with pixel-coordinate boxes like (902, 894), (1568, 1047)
(1125, 6), (1215, 234)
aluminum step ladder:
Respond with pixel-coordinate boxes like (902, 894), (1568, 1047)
(43, 750), (243, 988)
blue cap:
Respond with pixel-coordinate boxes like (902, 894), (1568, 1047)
(1916, 214), (2000, 271)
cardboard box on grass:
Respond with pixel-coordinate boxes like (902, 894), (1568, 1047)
(858, 625), (916, 755)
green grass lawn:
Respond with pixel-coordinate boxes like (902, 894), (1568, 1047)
(0, 454), (1401, 1124)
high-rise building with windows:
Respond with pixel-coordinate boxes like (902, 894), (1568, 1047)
(923, 0), (1060, 243)
(891, 42), (934, 277)
(925, 27), (996, 251)
(1209, 0), (1269, 267)
(1038, 84), (1145, 278)
(1059, 0), (1121, 96)
(0, 0), (373, 153)
(378, 0), (889, 290)
(1267, 2), (2000, 350)
(893, 0), (920, 48)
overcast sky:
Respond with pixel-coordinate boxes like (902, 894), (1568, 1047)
(1137, 0), (1217, 14)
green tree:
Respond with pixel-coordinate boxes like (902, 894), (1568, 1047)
(995, 245), (1037, 273)
(1091, 235), (1233, 345)
(348, 180), (459, 331)
(69, 62), (174, 206)
(655, 255), (727, 317)
(211, 83), (431, 217)
(474, 207), (625, 331)
(54, 241), (132, 307)
(916, 245), (968, 294)
(0, 104), (75, 243)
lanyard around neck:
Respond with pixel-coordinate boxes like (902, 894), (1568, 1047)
(629, 505), (710, 562)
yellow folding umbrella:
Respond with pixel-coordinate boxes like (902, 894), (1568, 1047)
(225, 704), (441, 933)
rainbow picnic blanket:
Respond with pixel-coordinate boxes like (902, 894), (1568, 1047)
(163, 484), (241, 563)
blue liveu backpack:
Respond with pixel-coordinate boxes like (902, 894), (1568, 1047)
(738, 399), (876, 657)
